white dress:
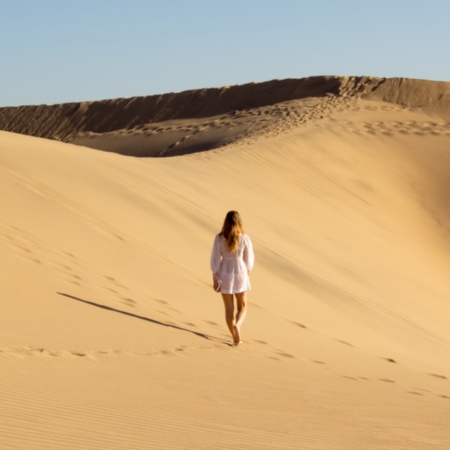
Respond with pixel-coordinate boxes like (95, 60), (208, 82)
(210, 233), (254, 294)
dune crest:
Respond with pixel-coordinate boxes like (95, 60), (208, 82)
(363, 77), (450, 117)
(1, 76), (448, 157)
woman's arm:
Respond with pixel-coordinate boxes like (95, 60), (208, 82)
(243, 234), (254, 272)
(210, 235), (222, 274)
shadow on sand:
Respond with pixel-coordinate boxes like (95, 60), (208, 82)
(57, 292), (214, 342)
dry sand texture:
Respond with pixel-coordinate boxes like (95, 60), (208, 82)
(1, 76), (450, 449)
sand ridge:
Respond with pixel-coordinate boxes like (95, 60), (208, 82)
(1, 76), (448, 157)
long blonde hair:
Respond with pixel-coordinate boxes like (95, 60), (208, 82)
(220, 211), (244, 252)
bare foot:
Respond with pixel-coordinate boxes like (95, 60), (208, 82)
(232, 325), (241, 345)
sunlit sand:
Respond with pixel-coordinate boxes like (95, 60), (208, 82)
(1, 76), (450, 449)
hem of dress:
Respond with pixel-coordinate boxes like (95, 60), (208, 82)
(219, 289), (251, 294)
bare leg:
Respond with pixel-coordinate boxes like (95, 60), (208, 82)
(235, 292), (247, 342)
(221, 294), (240, 344)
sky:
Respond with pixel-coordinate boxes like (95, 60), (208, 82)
(1, 0), (449, 106)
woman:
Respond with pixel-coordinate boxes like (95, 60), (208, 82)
(210, 211), (254, 345)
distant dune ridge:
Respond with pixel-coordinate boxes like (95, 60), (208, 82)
(1, 76), (449, 156)
(1, 76), (450, 449)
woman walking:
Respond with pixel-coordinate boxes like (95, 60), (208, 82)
(210, 211), (254, 345)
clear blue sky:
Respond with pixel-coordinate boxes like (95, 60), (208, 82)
(1, 0), (449, 106)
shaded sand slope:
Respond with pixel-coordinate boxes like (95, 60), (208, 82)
(1, 93), (450, 449)
(1, 76), (448, 157)
(0, 76), (368, 137)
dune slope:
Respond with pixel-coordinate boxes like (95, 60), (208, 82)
(1, 81), (450, 449)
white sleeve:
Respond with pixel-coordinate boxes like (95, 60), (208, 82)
(243, 235), (254, 271)
(210, 235), (222, 274)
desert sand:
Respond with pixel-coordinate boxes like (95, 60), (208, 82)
(1, 76), (450, 449)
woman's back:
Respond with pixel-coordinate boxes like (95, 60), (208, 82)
(211, 233), (254, 294)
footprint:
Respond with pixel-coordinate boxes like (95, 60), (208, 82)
(121, 298), (136, 306)
(383, 358), (397, 364)
(290, 321), (307, 329)
(16, 246), (33, 253)
(429, 373), (447, 380)
(103, 287), (119, 294)
(69, 274), (82, 280)
(276, 351), (295, 359)
(204, 320), (219, 326)
(154, 298), (168, 305)
(336, 339), (354, 347)
(25, 257), (41, 264)
(30, 348), (58, 357)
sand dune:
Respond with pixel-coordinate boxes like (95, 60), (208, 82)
(1, 76), (449, 157)
(1, 77), (450, 449)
